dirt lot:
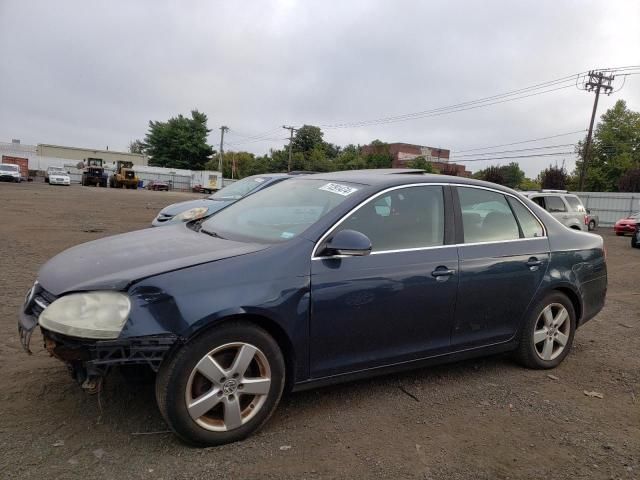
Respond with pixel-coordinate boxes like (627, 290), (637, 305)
(0, 182), (638, 480)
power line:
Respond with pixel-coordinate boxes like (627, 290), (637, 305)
(320, 73), (586, 129)
(453, 151), (576, 163)
(451, 143), (576, 159)
(452, 130), (586, 153)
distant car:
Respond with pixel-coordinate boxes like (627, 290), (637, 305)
(614, 213), (640, 236)
(152, 173), (298, 227)
(522, 191), (588, 231)
(586, 210), (599, 231)
(147, 180), (170, 192)
(0, 163), (22, 182)
(46, 166), (71, 186)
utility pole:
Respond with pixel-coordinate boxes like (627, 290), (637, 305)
(218, 126), (229, 174)
(283, 125), (297, 172)
(578, 70), (614, 191)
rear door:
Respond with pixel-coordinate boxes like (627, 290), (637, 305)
(452, 186), (550, 348)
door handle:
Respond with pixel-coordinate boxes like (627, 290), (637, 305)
(526, 257), (543, 271)
(431, 267), (456, 279)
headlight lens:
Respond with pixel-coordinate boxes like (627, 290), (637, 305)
(39, 291), (131, 339)
(174, 207), (209, 222)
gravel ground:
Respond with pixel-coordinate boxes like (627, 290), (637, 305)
(0, 182), (638, 480)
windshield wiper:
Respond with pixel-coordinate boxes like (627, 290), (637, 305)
(201, 229), (225, 239)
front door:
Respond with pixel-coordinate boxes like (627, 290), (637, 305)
(452, 186), (550, 347)
(309, 184), (458, 378)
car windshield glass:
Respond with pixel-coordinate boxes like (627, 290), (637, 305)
(0, 164), (18, 171)
(209, 176), (272, 200)
(201, 179), (360, 243)
(49, 167), (65, 173)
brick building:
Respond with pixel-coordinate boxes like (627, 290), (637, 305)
(361, 142), (471, 177)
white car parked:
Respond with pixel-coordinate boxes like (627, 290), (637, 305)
(46, 167), (71, 186)
(522, 190), (588, 231)
(0, 164), (22, 182)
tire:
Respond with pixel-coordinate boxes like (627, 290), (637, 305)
(616, 232), (624, 236)
(155, 321), (285, 446)
(632, 234), (639, 249)
(588, 220), (596, 231)
(515, 292), (576, 369)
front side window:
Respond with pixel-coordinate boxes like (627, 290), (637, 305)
(544, 196), (567, 212)
(0, 164), (18, 172)
(334, 185), (444, 252)
(458, 187), (520, 243)
(201, 179), (358, 243)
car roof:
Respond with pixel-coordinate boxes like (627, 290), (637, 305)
(302, 170), (519, 194)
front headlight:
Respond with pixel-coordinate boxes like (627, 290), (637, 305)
(39, 292), (131, 339)
(174, 207), (209, 222)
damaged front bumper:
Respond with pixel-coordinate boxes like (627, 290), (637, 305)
(18, 286), (179, 391)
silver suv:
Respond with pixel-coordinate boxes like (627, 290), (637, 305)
(523, 190), (587, 231)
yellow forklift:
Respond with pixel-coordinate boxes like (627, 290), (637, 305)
(109, 161), (139, 189)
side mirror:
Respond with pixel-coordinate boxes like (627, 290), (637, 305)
(323, 229), (372, 257)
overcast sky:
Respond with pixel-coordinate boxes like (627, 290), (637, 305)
(1, 0), (639, 176)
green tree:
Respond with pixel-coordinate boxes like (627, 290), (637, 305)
(128, 139), (145, 154)
(362, 140), (393, 168)
(499, 162), (525, 189)
(145, 110), (213, 170)
(407, 156), (437, 173)
(539, 165), (568, 190)
(481, 166), (505, 185)
(618, 169), (640, 192)
(520, 177), (541, 191)
(574, 99), (640, 191)
(292, 125), (325, 157)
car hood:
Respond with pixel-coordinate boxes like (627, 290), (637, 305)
(160, 198), (231, 216)
(38, 225), (268, 296)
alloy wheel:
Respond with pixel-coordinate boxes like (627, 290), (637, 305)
(185, 342), (271, 432)
(533, 303), (571, 361)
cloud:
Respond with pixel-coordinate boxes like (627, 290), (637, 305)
(1, 0), (638, 177)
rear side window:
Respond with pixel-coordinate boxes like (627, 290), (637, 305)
(544, 196), (567, 212)
(458, 187), (520, 243)
(507, 198), (544, 238)
(336, 185), (445, 252)
(564, 196), (584, 212)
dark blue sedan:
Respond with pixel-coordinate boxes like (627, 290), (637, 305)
(19, 172), (607, 446)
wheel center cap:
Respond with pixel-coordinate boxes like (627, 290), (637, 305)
(222, 379), (238, 395)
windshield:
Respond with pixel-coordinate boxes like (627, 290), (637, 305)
(0, 164), (19, 172)
(48, 167), (65, 173)
(209, 176), (273, 200)
(201, 179), (361, 243)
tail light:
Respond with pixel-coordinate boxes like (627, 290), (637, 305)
(584, 215), (589, 225)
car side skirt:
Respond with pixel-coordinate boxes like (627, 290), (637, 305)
(291, 339), (518, 392)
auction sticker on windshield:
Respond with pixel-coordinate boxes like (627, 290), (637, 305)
(319, 183), (358, 196)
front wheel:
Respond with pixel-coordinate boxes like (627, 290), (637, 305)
(515, 292), (576, 369)
(156, 322), (285, 446)
(632, 234), (640, 249)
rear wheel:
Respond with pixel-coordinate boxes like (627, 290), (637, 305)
(156, 322), (285, 446)
(632, 234), (639, 249)
(515, 292), (576, 369)
(616, 232), (624, 236)
(588, 220), (596, 231)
